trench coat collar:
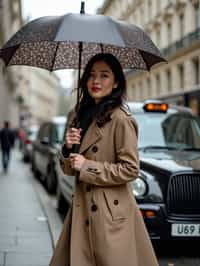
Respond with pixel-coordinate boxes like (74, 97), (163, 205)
(79, 119), (102, 154)
(79, 106), (130, 154)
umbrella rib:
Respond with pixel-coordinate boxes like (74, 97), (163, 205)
(139, 49), (150, 71)
(3, 44), (21, 66)
(50, 42), (59, 71)
(100, 44), (104, 53)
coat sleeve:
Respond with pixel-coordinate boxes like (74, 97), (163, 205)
(79, 116), (139, 186)
(58, 109), (76, 176)
(59, 150), (75, 176)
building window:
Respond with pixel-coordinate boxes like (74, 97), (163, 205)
(194, 2), (200, 29)
(140, 4), (144, 25)
(179, 13), (184, 38)
(157, 0), (161, 13)
(131, 84), (136, 100)
(139, 81), (143, 99)
(166, 69), (172, 92)
(148, 0), (152, 19)
(156, 74), (161, 96)
(146, 77), (151, 98)
(167, 21), (172, 45)
(178, 64), (184, 89)
(156, 28), (161, 46)
(192, 57), (200, 85)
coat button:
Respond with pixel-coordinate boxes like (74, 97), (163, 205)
(92, 145), (98, 153)
(91, 204), (98, 212)
(114, 199), (119, 205)
(86, 185), (91, 192)
(85, 219), (89, 226)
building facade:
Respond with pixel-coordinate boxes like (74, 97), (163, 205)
(18, 68), (61, 127)
(99, 0), (200, 115)
(0, 0), (23, 127)
(0, 0), (62, 128)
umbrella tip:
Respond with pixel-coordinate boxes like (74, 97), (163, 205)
(80, 1), (85, 14)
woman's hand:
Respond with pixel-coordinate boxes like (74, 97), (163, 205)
(65, 128), (82, 149)
(69, 153), (86, 171)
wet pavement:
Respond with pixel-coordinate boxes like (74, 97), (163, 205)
(0, 150), (53, 266)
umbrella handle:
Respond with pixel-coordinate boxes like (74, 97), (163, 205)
(73, 144), (80, 153)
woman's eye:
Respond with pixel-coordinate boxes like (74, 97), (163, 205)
(101, 74), (108, 78)
(89, 73), (95, 78)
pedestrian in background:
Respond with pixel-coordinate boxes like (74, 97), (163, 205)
(0, 121), (15, 173)
(50, 53), (158, 266)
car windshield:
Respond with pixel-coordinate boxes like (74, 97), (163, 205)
(133, 112), (200, 150)
(27, 128), (38, 141)
(57, 123), (65, 143)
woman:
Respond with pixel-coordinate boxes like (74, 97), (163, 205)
(49, 53), (158, 266)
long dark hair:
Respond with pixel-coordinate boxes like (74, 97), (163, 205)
(74, 53), (127, 127)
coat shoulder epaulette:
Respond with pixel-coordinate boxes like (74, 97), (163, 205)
(119, 106), (132, 116)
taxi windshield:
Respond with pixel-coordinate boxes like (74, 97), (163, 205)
(134, 112), (200, 151)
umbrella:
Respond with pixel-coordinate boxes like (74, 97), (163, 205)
(0, 2), (166, 105)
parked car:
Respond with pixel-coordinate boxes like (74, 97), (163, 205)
(31, 116), (67, 194)
(22, 125), (39, 162)
(56, 100), (200, 241)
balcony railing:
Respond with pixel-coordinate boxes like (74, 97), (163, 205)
(162, 27), (200, 58)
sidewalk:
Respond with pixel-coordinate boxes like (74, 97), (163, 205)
(0, 150), (53, 266)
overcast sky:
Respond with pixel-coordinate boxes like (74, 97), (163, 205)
(21, 0), (104, 90)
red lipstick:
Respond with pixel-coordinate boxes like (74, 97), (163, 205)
(91, 86), (101, 92)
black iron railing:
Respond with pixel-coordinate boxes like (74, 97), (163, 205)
(162, 27), (200, 57)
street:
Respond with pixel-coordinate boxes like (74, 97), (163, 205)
(0, 150), (200, 266)
(0, 150), (53, 266)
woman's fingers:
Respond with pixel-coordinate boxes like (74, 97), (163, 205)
(69, 128), (82, 135)
(65, 128), (82, 146)
(66, 135), (80, 144)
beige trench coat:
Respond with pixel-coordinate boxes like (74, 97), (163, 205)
(49, 107), (158, 266)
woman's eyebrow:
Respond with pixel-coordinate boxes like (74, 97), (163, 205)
(90, 70), (111, 73)
(100, 70), (110, 73)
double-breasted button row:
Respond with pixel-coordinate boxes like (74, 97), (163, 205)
(91, 145), (98, 153)
(91, 204), (98, 212)
(114, 199), (119, 205)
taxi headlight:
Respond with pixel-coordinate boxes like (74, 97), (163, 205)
(132, 177), (147, 197)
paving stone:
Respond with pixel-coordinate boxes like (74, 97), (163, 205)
(0, 151), (53, 266)
(5, 252), (52, 266)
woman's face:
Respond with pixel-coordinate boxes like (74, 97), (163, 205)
(87, 61), (117, 104)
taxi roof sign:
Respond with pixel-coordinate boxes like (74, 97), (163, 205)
(143, 102), (168, 112)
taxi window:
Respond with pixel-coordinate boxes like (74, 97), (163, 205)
(134, 113), (167, 148)
(134, 113), (200, 149)
(162, 113), (200, 149)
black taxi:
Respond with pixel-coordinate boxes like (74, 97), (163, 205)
(56, 100), (200, 240)
(129, 100), (200, 240)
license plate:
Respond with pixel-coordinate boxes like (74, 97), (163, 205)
(171, 224), (200, 236)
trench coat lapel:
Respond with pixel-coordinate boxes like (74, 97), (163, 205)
(79, 120), (102, 154)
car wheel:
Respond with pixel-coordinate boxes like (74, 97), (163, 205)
(46, 165), (57, 194)
(23, 154), (30, 163)
(57, 187), (69, 215)
(31, 155), (40, 178)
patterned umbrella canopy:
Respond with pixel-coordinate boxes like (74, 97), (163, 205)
(0, 9), (166, 72)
